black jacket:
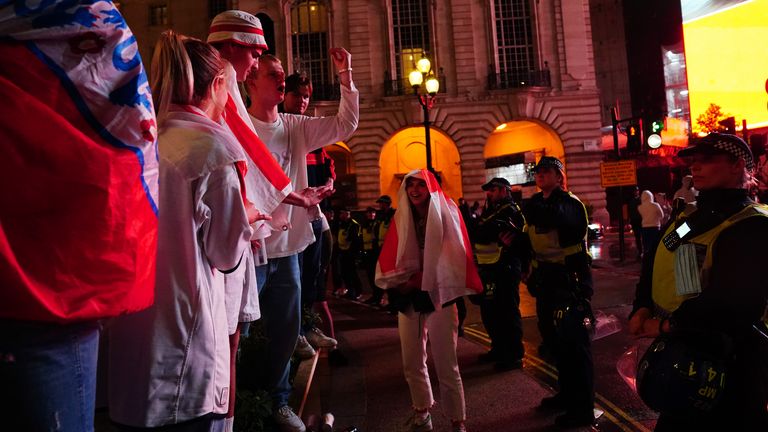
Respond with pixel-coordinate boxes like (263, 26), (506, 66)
(633, 188), (768, 427)
(523, 188), (592, 298)
(472, 196), (530, 272)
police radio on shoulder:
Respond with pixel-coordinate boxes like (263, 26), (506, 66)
(675, 222), (691, 238)
(662, 221), (692, 251)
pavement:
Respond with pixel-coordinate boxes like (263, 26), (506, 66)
(301, 233), (655, 432)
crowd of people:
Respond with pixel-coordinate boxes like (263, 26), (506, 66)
(1, 4), (358, 432)
(1, 2), (767, 432)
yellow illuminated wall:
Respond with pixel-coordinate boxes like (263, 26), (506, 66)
(379, 127), (463, 202)
(683, 0), (768, 130)
(485, 120), (565, 163)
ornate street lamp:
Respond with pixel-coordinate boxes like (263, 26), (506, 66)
(408, 56), (440, 175)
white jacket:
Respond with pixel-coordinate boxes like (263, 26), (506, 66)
(108, 107), (252, 427)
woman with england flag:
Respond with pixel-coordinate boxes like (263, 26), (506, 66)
(375, 169), (482, 432)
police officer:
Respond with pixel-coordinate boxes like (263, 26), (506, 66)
(473, 177), (528, 371)
(365, 195), (394, 306)
(629, 133), (768, 431)
(523, 156), (595, 428)
(375, 195), (395, 240)
(336, 208), (363, 300)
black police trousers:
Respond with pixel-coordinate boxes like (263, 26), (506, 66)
(533, 272), (594, 417)
(478, 263), (524, 362)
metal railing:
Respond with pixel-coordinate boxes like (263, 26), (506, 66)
(488, 68), (551, 90)
(384, 78), (408, 97)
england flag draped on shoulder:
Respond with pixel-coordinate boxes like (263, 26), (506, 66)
(0, 1), (159, 322)
(375, 169), (482, 307)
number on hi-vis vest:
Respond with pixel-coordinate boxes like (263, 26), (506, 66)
(599, 161), (637, 188)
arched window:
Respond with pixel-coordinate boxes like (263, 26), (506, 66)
(388, 0), (432, 96)
(490, 0), (547, 89)
(257, 13), (276, 55)
(291, 1), (336, 100)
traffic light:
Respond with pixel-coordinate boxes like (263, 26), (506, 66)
(646, 118), (664, 149)
(627, 122), (641, 153)
(650, 119), (664, 134)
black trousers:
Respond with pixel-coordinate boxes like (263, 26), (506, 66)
(478, 263), (524, 362)
(338, 250), (362, 297)
(541, 294), (594, 416)
(362, 249), (382, 300)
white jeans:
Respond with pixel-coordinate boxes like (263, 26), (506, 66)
(398, 303), (466, 421)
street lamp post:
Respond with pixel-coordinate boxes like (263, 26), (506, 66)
(408, 57), (440, 176)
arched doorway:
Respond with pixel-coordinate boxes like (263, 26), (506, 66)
(484, 120), (564, 196)
(379, 127), (462, 203)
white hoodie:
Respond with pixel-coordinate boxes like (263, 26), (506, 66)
(638, 190), (664, 228)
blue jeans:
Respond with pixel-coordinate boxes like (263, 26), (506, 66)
(256, 254), (302, 408)
(0, 319), (100, 432)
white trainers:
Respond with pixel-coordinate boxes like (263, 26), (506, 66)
(274, 405), (306, 432)
(405, 412), (433, 432)
(294, 335), (316, 360)
(306, 327), (337, 349)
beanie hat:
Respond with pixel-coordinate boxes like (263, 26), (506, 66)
(207, 10), (267, 49)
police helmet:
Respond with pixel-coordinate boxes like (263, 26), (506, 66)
(637, 330), (732, 415)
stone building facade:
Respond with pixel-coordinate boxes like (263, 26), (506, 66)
(119, 0), (606, 211)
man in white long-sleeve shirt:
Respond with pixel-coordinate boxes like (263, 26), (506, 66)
(245, 51), (359, 432)
(207, 12), (332, 431)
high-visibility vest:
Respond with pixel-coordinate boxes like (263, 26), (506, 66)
(337, 220), (360, 251)
(527, 191), (588, 265)
(362, 225), (376, 251)
(377, 220), (390, 248)
(652, 203), (768, 315)
(474, 242), (503, 265)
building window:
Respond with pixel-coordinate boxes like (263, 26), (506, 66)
(485, 154), (535, 186)
(149, 4), (168, 26)
(209, 0), (232, 19)
(389, 0), (431, 95)
(490, 0), (547, 89)
(291, 1), (337, 100)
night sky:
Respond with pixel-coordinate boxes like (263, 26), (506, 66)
(622, 0), (684, 118)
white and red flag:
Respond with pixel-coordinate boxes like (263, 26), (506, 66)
(375, 169), (482, 307)
(0, 1), (159, 322)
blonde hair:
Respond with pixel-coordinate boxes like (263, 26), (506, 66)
(150, 30), (225, 122)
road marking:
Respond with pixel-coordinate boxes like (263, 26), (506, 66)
(463, 327), (491, 344)
(595, 394), (652, 432)
(463, 327), (652, 432)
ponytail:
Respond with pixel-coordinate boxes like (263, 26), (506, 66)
(150, 30), (224, 123)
